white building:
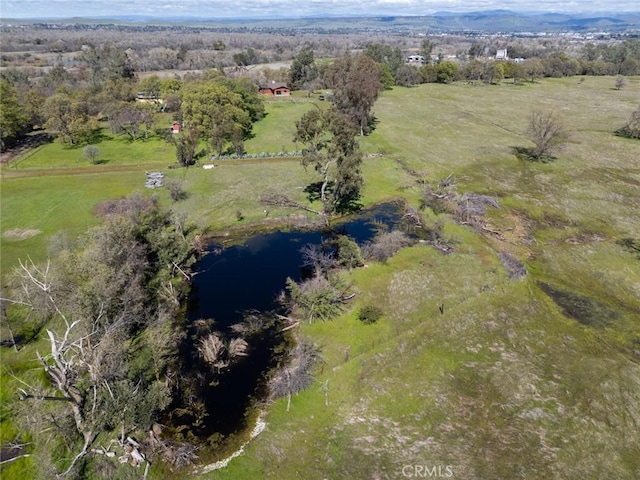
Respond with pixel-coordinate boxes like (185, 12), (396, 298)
(406, 55), (425, 65)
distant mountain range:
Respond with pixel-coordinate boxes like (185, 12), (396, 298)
(5, 10), (640, 33)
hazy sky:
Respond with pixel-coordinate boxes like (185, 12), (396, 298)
(1, 0), (638, 19)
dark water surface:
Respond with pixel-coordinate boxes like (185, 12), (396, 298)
(184, 202), (404, 437)
(189, 202), (404, 327)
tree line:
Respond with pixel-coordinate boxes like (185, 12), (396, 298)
(0, 32), (640, 149)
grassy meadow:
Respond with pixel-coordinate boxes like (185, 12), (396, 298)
(1, 76), (640, 479)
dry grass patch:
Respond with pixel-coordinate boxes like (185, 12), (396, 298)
(2, 228), (41, 240)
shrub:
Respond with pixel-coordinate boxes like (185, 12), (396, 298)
(335, 235), (363, 269)
(615, 106), (640, 139)
(166, 180), (188, 202)
(358, 304), (383, 324)
(82, 144), (100, 164)
(362, 230), (414, 262)
(526, 110), (569, 160)
(286, 275), (348, 323)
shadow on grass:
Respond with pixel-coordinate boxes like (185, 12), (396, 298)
(86, 129), (109, 145)
(366, 115), (380, 135)
(511, 146), (557, 163)
(538, 282), (618, 328)
(61, 130), (109, 150)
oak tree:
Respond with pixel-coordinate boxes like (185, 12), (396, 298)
(43, 93), (97, 145)
(181, 80), (262, 156)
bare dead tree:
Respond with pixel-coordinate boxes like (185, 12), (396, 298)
(361, 230), (414, 263)
(269, 339), (323, 411)
(14, 258), (100, 477)
(259, 192), (322, 217)
(526, 110), (569, 160)
(299, 243), (336, 275)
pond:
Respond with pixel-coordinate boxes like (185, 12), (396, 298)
(180, 202), (406, 440)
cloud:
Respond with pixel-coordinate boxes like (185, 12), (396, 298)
(2, 0), (638, 19)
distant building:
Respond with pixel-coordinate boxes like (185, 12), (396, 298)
(406, 55), (425, 65)
(496, 49), (508, 60)
(171, 121), (181, 134)
(259, 82), (291, 96)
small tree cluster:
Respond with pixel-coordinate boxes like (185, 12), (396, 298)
(6, 194), (195, 477)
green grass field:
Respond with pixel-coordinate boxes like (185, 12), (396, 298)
(1, 76), (640, 479)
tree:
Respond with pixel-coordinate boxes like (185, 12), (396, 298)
(106, 102), (156, 141)
(436, 61), (459, 84)
(139, 74), (163, 100)
(377, 63), (395, 89)
(324, 54), (383, 136)
(82, 144), (100, 164)
(222, 77), (266, 123)
(468, 41), (485, 58)
(364, 43), (404, 79)
(0, 79), (28, 148)
(172, 126), (201, 166)
(482, 62), (504, 84)
(294, 107), (364, 220)
(233, 48), (259, 67)
(81, 43), (134, 86)
(523, 58), (544, 83)
(7, 195), (193, 477)
(420, 38), (436, 63)
(526, 111), (569, 160)
(160, 77), (183, 97)
(23, 87), (46, 128)
(285, 275), (348, 324)
(334, 235), (363, 269)
(395, 65), (420, 87)
(462, 60), (484, 83)
(268, 339), (323, 411)
(508, 62), (525, 85)
(582, 42), (600, 62)
(43, 93), (97, 145)
(289, 47), (318, 90)
(181, 81), (261, 156)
